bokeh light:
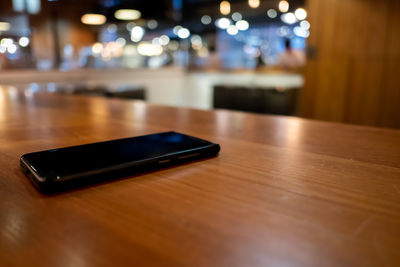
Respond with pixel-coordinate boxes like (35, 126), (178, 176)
(279, 1), (289, 13)
(81, 14), (106, 25)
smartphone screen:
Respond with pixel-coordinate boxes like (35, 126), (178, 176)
(21, 131), (220, 191)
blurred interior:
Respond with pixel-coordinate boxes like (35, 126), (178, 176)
(0, 0), (399, 128)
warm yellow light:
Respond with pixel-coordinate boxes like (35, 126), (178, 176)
(220, 1), (231, 15)
(81, 14), (106, 25)
(168, 41), (179, 51)
(0, 22), (11, 31)
(137, 42), (163, 56)
(248, 0), (260, 8)
(123, 45), (137, 56)
(198, 47), (209, 58)
(114, 9), (141, 20)
(279, 1), (289, 13)
(92, 42), (103, 54)
(295, 8), (307, 20)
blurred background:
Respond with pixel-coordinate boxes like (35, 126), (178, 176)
(0, 0), (399, 128)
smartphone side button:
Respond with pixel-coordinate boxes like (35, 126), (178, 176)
(158, 159), (171, 164)
(178, 153), (200, 160)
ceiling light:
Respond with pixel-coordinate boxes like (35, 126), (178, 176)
(278, 1), (289, 13)
(92, 42), (103, 54)
(107, 24), (117, 33)
(248, 0), (260, 8)
(300, 20), (310, 30)
(123, 45), (137, 56)
(0, 22), (11, 31)
(294, 26), (310, 38)
(81, 14), (106, 25)
(116, 37), (126, 46)
(159, 35), (170, 46)
(19, 37), (30, 47)
(173, 25), (182, 35)
(130, 26), (145, 42)
(215, 18), (231, 29)
(137, 42), (163, 56)
(114, 9), (141, 20)
(7, 44), (17, 54)
(231, 12), (242, 21)
(152, 37), (161, 45)
(190, 35), (202, 46)
(220, 1), (231, 15)
(1, 38), (13, 47)
(147, 19), (158, 29)
(227, 25), (238, 35)
(177, 28), (190, 39)
(235, 20), (249, 31)
(126, 22), (136, 31)
(281, 12), (297, 24)
(295, 8), (307, 20)
(267, 9), (277, 18)
(201, 15), (212, 25)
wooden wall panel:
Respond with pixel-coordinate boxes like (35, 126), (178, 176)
(301, 0), (400, 128)
(379, 0), (400, 128)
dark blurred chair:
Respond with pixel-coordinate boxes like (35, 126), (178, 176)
(263, 88), (299, 115)
(73, 86), (108, 96)
(72, 85), (146, 101)
(106, 88), (146, 100)
(213, 85), (299, 116)
(232, 87), (265, 113)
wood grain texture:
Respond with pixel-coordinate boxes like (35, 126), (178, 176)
(301, 0), (400, 129)
(0, 88), (400, 266)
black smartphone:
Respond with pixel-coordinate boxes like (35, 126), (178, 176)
(20, 131), (220, 193)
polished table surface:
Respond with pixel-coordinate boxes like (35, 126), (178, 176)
(1, 88), (400, 266)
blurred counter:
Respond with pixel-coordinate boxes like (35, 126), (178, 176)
(0, 67), (303, 109)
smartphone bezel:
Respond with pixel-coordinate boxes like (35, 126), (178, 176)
(20, 132), (220, 193)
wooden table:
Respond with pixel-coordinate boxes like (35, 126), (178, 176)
(1, 87), (400, 266)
